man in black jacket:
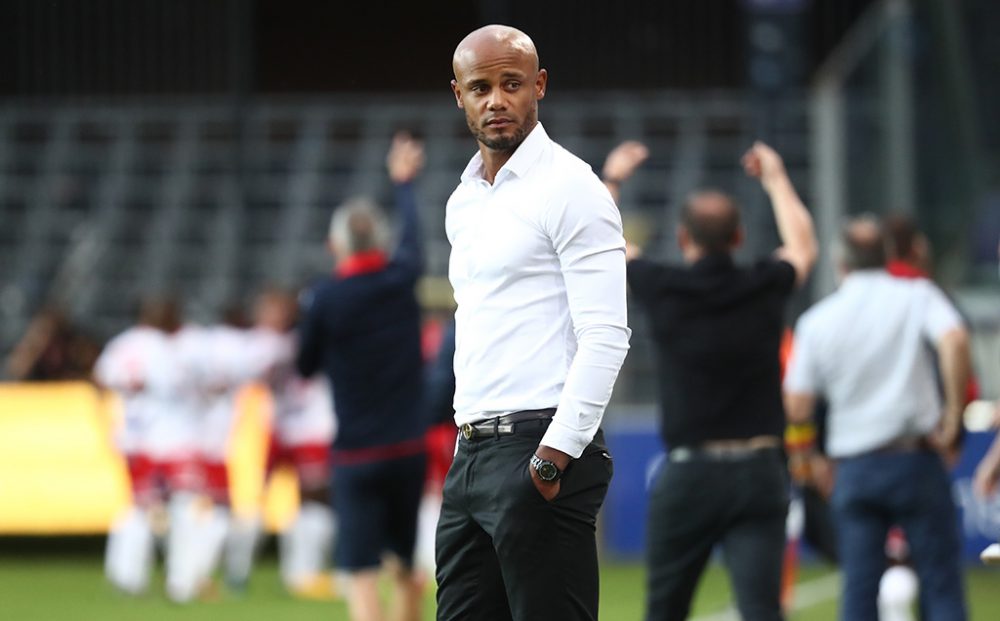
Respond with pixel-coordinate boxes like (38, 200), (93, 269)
(628, 142), (817, 621)
(297, 132), (427, 621)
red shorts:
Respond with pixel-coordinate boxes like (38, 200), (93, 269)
(126, 454), (201, 507)
(266, 439), (330, 493)
(199, 459), (231, 506)
(425, 423), (457, 489)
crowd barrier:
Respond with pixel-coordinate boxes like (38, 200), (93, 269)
(0, 382), (299, 534)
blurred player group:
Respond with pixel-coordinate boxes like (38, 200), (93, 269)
(95, 290), (338, 602)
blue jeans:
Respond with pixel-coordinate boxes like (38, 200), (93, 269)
(832, 450), (967, 621)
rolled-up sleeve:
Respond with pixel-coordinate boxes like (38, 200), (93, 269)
(540, 178), (631, 458)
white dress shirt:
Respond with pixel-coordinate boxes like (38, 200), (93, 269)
(446, 123), (631, 458)
(784, 270), (964, 458)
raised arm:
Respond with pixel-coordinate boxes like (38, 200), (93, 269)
(601, 140), (648, 205)
(387, 131), (426, 275)
(295, 290), (324, 379)
(742, 141), (817, 286)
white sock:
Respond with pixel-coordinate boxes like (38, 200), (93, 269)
(165, 494), (227, 602)
(165, 493), (199, 602)
(416, 492), (442, 575)
(196, 505), (230, 587)
(105, 506), (154, 595)
(280, 501), (335, 588)
(878, 565), (919, 621)
(224, 514), (261, 588)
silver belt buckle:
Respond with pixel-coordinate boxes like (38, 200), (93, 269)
(461, 423), (476, 441)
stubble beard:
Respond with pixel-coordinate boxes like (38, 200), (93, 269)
(469, 110), (535, 153)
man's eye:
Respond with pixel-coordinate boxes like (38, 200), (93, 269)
(507, 82), (520, 90)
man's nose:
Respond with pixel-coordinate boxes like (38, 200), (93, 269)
(486, 90), (507, 110)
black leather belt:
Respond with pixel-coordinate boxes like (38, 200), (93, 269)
(669, 436), (783, 463)
(459, 408), (556, 441)
(873, 435), (933, 454)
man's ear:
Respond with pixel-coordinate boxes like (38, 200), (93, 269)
(677, 225), (690, 251)
(535, 69), (548, 100)
(451, 79), (464, 109)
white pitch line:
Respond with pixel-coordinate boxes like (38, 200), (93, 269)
(690, 572), (841, 621)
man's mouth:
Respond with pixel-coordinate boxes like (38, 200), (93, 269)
(485, 118), (514, 128)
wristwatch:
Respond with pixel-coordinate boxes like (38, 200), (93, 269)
(530, 454), (563, 482)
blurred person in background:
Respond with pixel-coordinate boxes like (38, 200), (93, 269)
(5, 305), (100, 381)
(883, 211), (981, 404)
(179, 305), (260, 596)
(436, 25), (629, 621)
(974, 432), (1000, 499)
(297, 131), (427, 621)
(248, 288), (338, 599)
(626, 142), (817, 621)
(971, 239), (1000, 565)
(879, 211), (981, 609)
(93, 296), (202, 599)
(784, 216), (971, 621)
(974, 433), (1000, 564)
(883, 212), (932, 279)
(414, 316), (457, 580)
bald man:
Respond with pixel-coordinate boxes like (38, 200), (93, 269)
(785, 216), (970, 620)
(436, 25), (630, 621)
(627, 143), (816, 620)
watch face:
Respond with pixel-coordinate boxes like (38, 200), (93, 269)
(538, 462), (559, 481)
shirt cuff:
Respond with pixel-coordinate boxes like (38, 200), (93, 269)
(540, 417), (593, 459)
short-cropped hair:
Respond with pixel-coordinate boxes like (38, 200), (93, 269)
(840, 214), (887, 271)
(681, 190), (741, 255)
(329, 197), (390, 255)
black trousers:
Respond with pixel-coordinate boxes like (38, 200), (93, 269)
(645, 449), (789, 621)
(435, 426), (613, 621)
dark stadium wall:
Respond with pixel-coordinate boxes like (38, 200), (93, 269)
(0, 0), (878, 97)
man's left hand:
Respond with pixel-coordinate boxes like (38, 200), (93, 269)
(529, 444), (572, 502)
(931, 408), (964, 467)
(387, 131), (425, 184)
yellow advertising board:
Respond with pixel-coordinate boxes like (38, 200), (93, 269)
(0, 382), (301, 534)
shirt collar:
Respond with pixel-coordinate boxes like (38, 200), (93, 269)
(886, 259), (928, 279)
(691, 253), (734, 272)
(337, 250), (388, 278)
(841, 268), (888, 288)
(460, 122), (550, 184)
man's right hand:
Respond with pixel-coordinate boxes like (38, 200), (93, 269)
(930, 407), (964, 468)
(602, 140), (649, 184)
(803, 453), (835, 500)
(741, 141), (787, 191)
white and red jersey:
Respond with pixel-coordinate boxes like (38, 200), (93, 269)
(95, 325), (199, 461)
(182, 324), (267, 461)
(247, 328), (335, 448)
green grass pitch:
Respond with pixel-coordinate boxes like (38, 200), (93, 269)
(1, 553), (998, 619)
